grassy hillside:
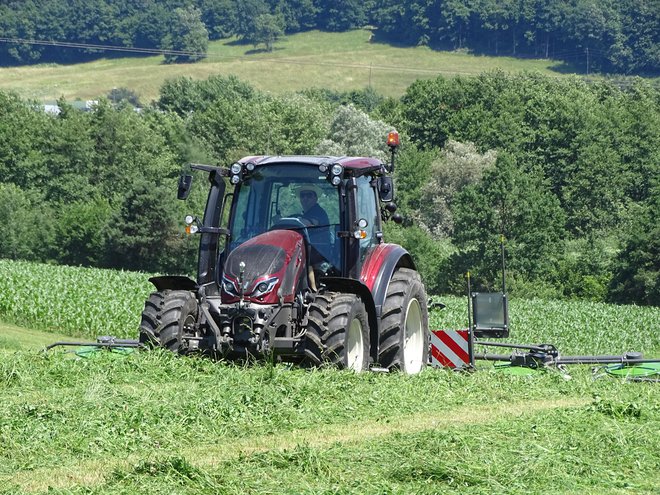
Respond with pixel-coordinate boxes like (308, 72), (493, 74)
(0, 30), (576, 103)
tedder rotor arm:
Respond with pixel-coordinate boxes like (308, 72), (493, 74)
(45, 336), (142, 352)
(474, 341), (660, 368)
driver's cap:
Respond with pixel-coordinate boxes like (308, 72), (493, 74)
(296, 184), (322, 197)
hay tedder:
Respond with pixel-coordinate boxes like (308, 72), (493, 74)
(47, 133), (659, 380)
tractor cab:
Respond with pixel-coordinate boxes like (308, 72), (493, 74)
(227, 162), (343, 278)
(223, 157), (387, 286)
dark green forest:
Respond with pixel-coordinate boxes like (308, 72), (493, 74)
(0, 0), (658, 74)
(0, 72), (658, 305)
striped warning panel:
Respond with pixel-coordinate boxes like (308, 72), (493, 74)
(430, 329), (471, 369)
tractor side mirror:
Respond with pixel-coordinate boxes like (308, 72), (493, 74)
(378, 176), (394, 202)
(178, 174), (193, 200)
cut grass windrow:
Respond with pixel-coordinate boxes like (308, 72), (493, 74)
(7, 397), (587, 493)
(0, 328), (658, 494)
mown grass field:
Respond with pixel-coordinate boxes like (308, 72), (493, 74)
(0, 259), (659, 494)
(0, 29), (577, 103)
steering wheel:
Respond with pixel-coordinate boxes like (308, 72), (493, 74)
(270, 217), (311, 245)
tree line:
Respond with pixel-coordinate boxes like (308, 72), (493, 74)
(0, 72), (658, 305)
(0, 0), (657, 74)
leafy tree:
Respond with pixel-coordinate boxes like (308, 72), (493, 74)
(253, 14), (285, 52)
(299, 87), (385, 113)
(383, 222), (455, 294)
(134, 2), (171, 48)
(618, 0), (660, 74)
(235, 0), (270, 41)
(53, 197), (113, 266)
(398, 76), (452, 149)
(104, 179), (190, 272)
(316, 104), (392, 160)
(0, 3), (45, 64)
(391, 143), (438, 217)
(417, 140), (497, 238)
(191, 93), (329, 160)
(555, 238), (613, 302)
(0, 91), (50, 189)
(274, 0), (318, 33)
(163, 6), (209, 64)
(368, 0), (436, 46)
(198, 0), (238, 39)
(41, 102), (97, 204)
(0, 183), (54, 261)
(107, 87), (141, 107)
(157, 75), (256, 115)
(316, 0), (368, 31)
(445, 153), (565, 293)
(609, 185), (660, 306)
(262, 94), (331, 155)
(0, 0), (657, 73)
(441, 0), (474, 49)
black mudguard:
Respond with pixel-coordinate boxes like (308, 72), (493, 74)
(369, 246), (416, 317)
(148, 275), (199, 292)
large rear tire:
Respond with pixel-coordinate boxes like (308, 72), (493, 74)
(378, 268), (429, 374)
(139, 290), (199, 353)
(304, 291), (370, 372)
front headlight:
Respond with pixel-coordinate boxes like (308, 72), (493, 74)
(222, 276), (238, 296)
(251, 277), (279, 298)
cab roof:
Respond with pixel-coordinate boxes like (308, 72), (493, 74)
(238, 155), (385, 174)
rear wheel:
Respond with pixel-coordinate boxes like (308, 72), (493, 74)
(379, 268), (429, 374)
(139, 290), (199, 353)
(304, 291), (370, 372)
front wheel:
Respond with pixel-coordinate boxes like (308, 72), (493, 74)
(139, 290), (199, 353)
(378, 268), (429, 374)
(304, 291), (370, 372)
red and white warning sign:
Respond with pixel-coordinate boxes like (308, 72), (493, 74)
(430, 329), (472, 369)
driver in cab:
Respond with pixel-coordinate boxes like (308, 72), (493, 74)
(298, 185), (328, 229)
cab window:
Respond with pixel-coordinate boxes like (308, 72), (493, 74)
(356, 175), (379, 261)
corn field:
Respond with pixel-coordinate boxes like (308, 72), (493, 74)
(0, 259), (658, 356)
(0, 259), (153, 339)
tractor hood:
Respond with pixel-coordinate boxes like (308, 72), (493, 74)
(221, 230), (307, 304)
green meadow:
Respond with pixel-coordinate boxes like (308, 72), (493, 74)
(0, 29), (575, 103)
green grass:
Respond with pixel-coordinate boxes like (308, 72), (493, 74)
(0, 30), (582, 103)
(0, 343), (658, 494)
(0, 321), (72, 353)
(0, 258), (659, 493)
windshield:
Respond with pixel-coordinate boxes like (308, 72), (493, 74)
(229, 164), (342, 274)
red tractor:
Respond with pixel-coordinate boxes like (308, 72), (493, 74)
(139, 133), (429, 374)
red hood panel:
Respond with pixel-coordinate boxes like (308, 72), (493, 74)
(222, 230), (306, 304)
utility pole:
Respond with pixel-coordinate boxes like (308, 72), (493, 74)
(586, 47), (589, 76)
